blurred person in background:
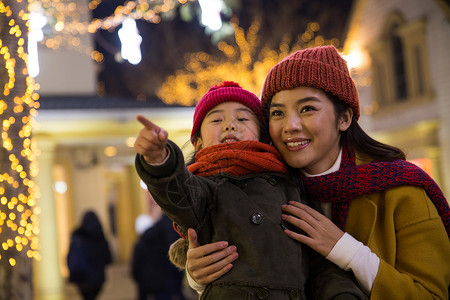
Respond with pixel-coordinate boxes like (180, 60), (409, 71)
(67, 210), (112, 300)
(131, 193), (186, 300)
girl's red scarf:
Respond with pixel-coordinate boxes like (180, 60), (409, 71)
(302, 147), (450, 238)
(187, 141), (288, 176)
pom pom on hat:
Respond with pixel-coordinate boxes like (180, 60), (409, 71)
(191, 81), (263, 143)
(261, 45), (360, 120)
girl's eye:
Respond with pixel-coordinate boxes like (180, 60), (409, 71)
(237, 118), (249, 121)
(211, 119), (222, 123)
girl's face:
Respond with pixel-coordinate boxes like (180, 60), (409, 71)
(194, 102), (260, 150)
(269, 86), (352, 174)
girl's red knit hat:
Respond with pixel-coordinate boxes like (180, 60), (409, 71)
(261, 45), (360, 120)
(191, 81), (264, 142)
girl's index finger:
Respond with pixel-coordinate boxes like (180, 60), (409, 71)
(136, 114), (160, 132)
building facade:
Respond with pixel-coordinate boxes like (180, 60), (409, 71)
(343, 0), (450, 197)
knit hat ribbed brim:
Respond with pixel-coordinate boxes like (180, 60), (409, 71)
(191, 81), (264, 143)
(261, 45), (360, 120)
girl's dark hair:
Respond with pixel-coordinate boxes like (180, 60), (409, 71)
(327, 93), (406, 162)
(185, 132), (200, 166)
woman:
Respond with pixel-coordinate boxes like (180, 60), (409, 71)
(185, 45), (450, 299)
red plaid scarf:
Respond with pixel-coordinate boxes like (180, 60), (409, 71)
(187, 141), (288, 176)
(302, 147), (450, 238)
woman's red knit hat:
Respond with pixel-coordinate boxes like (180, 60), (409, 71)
(191, 81), (264, 142)
(261, 45), (360, 120)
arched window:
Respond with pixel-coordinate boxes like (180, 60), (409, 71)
(368, 12), (432, 111)
(390, 24), (407, 101)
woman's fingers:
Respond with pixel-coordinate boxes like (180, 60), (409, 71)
(187, 239), (230, 259)
(188, 244), (238, 270)
(186, 228), (238, 285)
(188, 246), (238, 283)
(283, 201), (325, 220)
(281, 203), (344, 256)
(187, 228), (200, 248)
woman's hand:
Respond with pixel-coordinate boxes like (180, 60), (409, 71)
(186, 228), (239, 285)
(281, 201), (345, 257)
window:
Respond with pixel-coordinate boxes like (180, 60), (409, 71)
(368, 12), (432, 111)
(390, 24), (408, 102)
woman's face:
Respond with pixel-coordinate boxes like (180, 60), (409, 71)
(268, 86), (352, 174)
(194, 102), (260, 150)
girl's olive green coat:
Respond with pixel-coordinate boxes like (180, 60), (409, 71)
(136, 140), (366, 300)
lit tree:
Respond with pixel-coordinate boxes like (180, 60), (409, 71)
(0, 1), (40, 299)
(157, 18), (340, 105)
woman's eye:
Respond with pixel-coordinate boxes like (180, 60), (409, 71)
(300, 106), (315, 113)
(270, 110), (283, 117)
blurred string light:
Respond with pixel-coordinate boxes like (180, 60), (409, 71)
(198, 0), (223, 31)
(157, 19), (340, 106)
(118, 18), (142, 64)
(26, 0), (194, 64)
(0, 1), (41, 265)
(28, 11), (47, 77)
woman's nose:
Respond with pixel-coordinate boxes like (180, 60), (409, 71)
(284, 113), (302, 133)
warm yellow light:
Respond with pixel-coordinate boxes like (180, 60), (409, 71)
(55, 21), (64, 31)
(103, 146), (117, 157)
(9, 258), (16, 266)
(126, 137), (136, 147)
(1, 1), (40, 264)
(343, 51), (362, 69)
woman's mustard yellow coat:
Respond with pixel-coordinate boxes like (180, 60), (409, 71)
(345, 160), (450, 300)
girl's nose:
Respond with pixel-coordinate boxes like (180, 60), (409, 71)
(224, 120), (236, 131)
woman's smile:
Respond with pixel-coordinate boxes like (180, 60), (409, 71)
(284, 138), (310, 150)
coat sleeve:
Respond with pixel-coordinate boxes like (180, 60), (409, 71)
(306, 248), (368, 300)
(368, 187), (450, 300)
(135, 140), (214, 232)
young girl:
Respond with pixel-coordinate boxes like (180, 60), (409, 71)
(185, 46), (450, 299)
(134, 81), (366, 299)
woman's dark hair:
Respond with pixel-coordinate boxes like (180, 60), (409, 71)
(327, 93), (406, 162)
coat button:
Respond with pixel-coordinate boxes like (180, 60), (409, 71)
(267, 177), (277, 186)
(289, 290), (301, 300)
(236, 180), (248, 189)
(256, 287), (269, 299)
(250, 212), (264, 225)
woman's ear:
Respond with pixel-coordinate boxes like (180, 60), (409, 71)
(338, 108), (353, 132)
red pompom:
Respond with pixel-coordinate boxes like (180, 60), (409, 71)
(208, 81), (241, 92)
